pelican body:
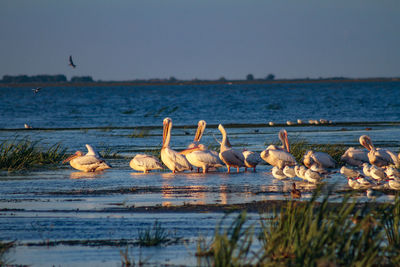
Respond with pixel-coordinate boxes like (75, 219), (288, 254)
(130, 154), (163, 173)
(161, 118), (192, 173)
(360, 135), (399, 168)
(242, 150), (261, 172)
(260, 129), (296, 169)
(341, 147), (369, 167)
(303, 150), (335, 169)
(63, 144), (111, 172)
(218, 124), (245, 173)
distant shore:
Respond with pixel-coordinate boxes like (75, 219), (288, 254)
(1, 77), (399, 88)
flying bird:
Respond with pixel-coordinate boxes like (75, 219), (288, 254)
(32, 87), (41, 94)
(69, 55), (77, 68)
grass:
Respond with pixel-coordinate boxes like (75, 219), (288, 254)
(196, 190), (400, 266)
(120, 246), (147, 266)
(0, 240), (14, 266)
(137, 220), (170, 247)
(0, 139), (67, 171)
(271, 139), (348, 164)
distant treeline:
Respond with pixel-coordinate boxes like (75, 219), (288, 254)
(1, 74), (93, 83)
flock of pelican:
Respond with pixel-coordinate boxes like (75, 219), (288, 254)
(63, 117), (400, 191)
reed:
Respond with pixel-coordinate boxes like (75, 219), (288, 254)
(197, 190), (400, 266)
(137, 220), (169, 247)
(0, 240), (14, 266)
(0, 139), (67, 171)
(287, 140), (347, 164)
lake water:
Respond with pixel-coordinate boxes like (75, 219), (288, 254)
(1, 81), (400, 266)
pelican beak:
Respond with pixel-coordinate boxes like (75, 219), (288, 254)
(194, 121), (205, 142)
(284, 131), (290, 152)
(63, 152), (79, 163)
(179, 145), (201, 155)
(162, 120), (168, 147)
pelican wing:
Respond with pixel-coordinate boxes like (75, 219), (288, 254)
(161, 148), (191, 172)
(131, 154), (162, 170)
(75, 155), (103, 165)
(369, 149), (394, 167)
(220, 149), (245, 167)
(341, 147), (369, 167)
(263, 149), (296, 168)
(243, 151), (261, 166)
(186, 150), (223, 168)
(311, 152), (335, 168)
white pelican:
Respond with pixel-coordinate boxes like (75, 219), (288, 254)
(130, 154), (163, 173)
(218, 124), (245, 173)
(63, 144), (111, 172)
(24, 123), (32, 129)
(297, 119), (303, 124)
(283, 166), (296, 178)
(161, 118), (192, 173)
(341, 147), (369, 167)
(272, 166), (287, 180)
(242, 150), (261, 172)
(359, 135), (399, 168)
(260, 129), (296, 169)
(303, 150), (335, 169)
(187, 120), (206, 148)
(179, 144), (223, 173)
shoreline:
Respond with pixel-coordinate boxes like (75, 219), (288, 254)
(1, 77), (399, 88)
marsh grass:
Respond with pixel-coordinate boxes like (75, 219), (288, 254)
(270, 139), (347, 164)
(120, 246), (147, 267)
(0, 240), (14, 266)
(138, 220), (169, 246)
(197, 190), (400, 266)
(0, 139), (67, 171)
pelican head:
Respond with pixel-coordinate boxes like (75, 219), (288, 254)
(162, 117), (172, 148)
(63, 151), (83, 163)
(218, 124), (232, 147)
(359, 135), (373, 151)
(194, 120), (206, 142)
(279, 129), (290, 152)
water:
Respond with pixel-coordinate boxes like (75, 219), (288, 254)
(1, 81), (400, 266)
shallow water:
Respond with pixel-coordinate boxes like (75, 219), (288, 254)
(1, 82), (400, 266)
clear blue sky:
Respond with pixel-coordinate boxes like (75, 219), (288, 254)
(1, 0), (399, 81)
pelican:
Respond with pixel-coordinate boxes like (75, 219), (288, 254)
(272, 166), (287, 180)
(69, 55), (76, 68)
(341, 147), (369, 167)
(242, 150), (261, 172)
(130, 154), (163, 173)
(359, 135), (399, 168)
(297, 119), (303, 124)
(161, 118), (192, 173)
(24, 123), (32, 129)
(260, 129), (296, 169)
(179, 120), (223, 173)
(63, 144), (111, 172)
(218, 124), (245, 173)
(179, 144), (223, 173)
(187, 120), (206, 148)
(303, 150), (335, 169)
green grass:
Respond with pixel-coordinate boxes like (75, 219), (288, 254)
(137, 220), (170, 247)
(197, 190), (400, 266)
(0, 139), (67, 171)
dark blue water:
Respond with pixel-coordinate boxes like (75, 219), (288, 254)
(1, 82), (400, 129)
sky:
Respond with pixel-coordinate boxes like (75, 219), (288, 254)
(1, 0), (399, 81)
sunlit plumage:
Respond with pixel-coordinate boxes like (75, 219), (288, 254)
(130, 154), (163, 173)
(63, 144), (111, 172)
(359, 135), (399, 168)
(242, 150), (261, 172)
(260, 129), (296, 169)
(218, 124), (245, 173)
(303, 150), (335, 169)
(161, 118), (192, 173)
(341, 147), (369, 167)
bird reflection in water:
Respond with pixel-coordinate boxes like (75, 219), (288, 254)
(70, 171), (102, 179)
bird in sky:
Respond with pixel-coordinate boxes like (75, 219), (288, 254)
(69, 55), (76, 68)
(32, 87), (41, 94)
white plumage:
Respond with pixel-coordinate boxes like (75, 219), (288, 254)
(63, 144), (111, 172)
(160, 118), (192, 173)
(341, 147), (369, 167)
(218, 124), (245, 173)
(260, 129), (296, 169)
(130, 154), (163, 173)
(359, 135), (399, 168)
(242, 150), (261, 172)
(303, 150), (335, 169)
(272, 166), (287, 180)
